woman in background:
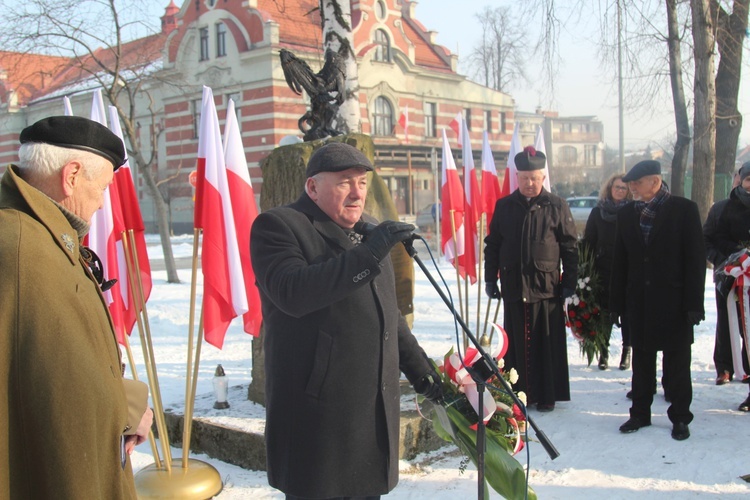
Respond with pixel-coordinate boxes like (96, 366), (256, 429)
(583, 173), (633, 370)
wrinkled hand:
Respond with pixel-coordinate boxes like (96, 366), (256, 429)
(414, 370), (444, 404)
(562, 287), (575, 300)
(125, 407), (153, 455)
(686, 311), (704, 326)
(485, 281), (501, 299)
(609, 312), (621, 328)
(362, 221), (415, 261)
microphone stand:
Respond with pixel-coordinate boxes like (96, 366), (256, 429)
(403, 239), (559, 499)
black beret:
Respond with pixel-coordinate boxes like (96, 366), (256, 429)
(20, 116), (126, 170)
(306, 142), (374, 178)
(514, 146), (546, 171)
(623, 160), (661, 182)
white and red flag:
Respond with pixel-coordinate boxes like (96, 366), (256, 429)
(481, 131), (502, 227)
(459, 119), (479, 283)
(449, 112), (463, 146)
(534, 125), (552, 192)
(63, 96), (73, 116)
(87, 90), (127, 343)
(223, 99), (262, 337)
(398, 105), (409, 143)
(499, 123), (522, 198)
(440, 129), (465, 263)
(195, 86), (248, 348)
(108, 105), (153, 335)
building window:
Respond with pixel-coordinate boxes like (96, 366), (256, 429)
(192, 99), (202, 139)
(375, 0), (387, 20)
(559, 145), (577, 166)
(423, 101), (436, 137)
(464, 108), (471, 130)
(373, 29), (391, 63)
(199, 27), (209, 61)
(372, 96), (394, 136)
(484, 110), (492, 133)
(584, 144), (598, 166)
(500, 112), (507, 133)
(216, 23), (227, 57)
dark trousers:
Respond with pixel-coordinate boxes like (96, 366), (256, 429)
(630, 344), (692, 425)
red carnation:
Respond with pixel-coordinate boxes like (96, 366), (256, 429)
(583, 313), (591, 320)
(574, 320), (582, 328)
(592, 307), (599, 314)
(568, 310), (576, 318)
(579, 301), (587, 308)
(589, 331), (597, 336)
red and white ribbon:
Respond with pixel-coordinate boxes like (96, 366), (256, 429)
(724, 252), (750, 378)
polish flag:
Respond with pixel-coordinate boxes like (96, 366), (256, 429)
(535, 125), (552, 192)
(223, 99), (262, 337)
(459, 119), (479, 283)
(440, 129), (465, 263)
(398, 105), (409, 143)
(449, 112), (463, 146)
(499, 123), (522, 197)
(195, 86), (248, 348)
(63, 96), (73, 116)
(108, 106), (153, 334)
(480, 131), (503, 228)
(87, 90), (127, 343)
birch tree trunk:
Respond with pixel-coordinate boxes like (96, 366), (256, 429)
(320, 0), (361, 135)
(691, 0), (717, 220)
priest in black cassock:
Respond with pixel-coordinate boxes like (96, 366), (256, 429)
(484, 146), (578, 412)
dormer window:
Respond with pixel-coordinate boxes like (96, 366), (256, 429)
(375, 0), (387, 20)
(373, 29), (391, 63)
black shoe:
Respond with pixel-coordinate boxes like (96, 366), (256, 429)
(738, 395), (750, 412)
(598, 352), (609, 370)
(715, 371), (731, 385)
(537, 403), (555, 412)
(671, 422), (690, 440)
(619, 347), (631, 370)
(619, 417), (651, 433)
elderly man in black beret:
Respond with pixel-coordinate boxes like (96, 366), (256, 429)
(0, 116), (152, 498)
(250, 141), (442, 500)
(610, 160), (705, 440)
(484, 146), (578, 412)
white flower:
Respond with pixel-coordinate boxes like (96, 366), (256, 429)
(517, 391), (527, 406)
(508, 368), (519, 384)
(496, 357), (505, 369)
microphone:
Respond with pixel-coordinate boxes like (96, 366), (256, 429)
(353, 220), (422, 241)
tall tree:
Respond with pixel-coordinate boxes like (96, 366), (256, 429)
(466, 6), (527, 92)
(0, 0), (181, 282)
(320, 0), (361, 135)
(691, 0), (717, 219)
(666, 0), (691, 197)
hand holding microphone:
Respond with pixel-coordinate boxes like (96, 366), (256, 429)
(355, 220), (415, 261)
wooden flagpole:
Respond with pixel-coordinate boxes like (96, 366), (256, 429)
(122, 231), (172, 470)
(449, 210), (467, 349)
(182, 227), (202, 468)
(183, 312), (206, 465)
(123, 337), (161, 467)
(477, 215), (485, 337)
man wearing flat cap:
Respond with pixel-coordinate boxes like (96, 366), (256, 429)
(484, 145), (578, 412)
(0, 116), (152, 499)
(710, 161), (750, 412)
(610, 159), (705, 441)
(250, 141), (442, 499)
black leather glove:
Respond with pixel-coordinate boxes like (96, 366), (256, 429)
(414, 370), (444, 404)
(610, 312), (621, 328)
(686, 311), (704, 326)
(485, 281), (501, 299)
(562, 287), (575, 300)
(362, 221), (415, 261)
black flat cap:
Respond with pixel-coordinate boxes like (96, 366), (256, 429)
(515, 146), (546, 171)
(20, 116), (126, 170)
(623, 160), (661, 182)
(306, 142), (374, 178)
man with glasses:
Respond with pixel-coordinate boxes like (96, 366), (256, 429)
(0, 116), (152, 499)
(611, 160), (705, 441)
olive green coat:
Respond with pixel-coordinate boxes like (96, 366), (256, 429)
(0, 166), (145, 499)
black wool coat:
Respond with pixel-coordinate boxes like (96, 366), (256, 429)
(609, 196), (706, 351)
(713, 188), (750, 265)
(250, 193), (432, 499)
(582, 206), (617, 307)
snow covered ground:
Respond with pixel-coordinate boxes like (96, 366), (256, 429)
(128, 236), (750, 499)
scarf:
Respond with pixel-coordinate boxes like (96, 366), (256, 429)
(598, 198), (627, 223)
(634, 182), (670, 244)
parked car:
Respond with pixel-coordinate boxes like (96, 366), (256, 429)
(566, 196), (598, 237)
(415, 203), (439, 232)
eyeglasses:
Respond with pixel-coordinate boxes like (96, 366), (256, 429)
(80, 246), (117, 292)
(613, 186), (629, 191)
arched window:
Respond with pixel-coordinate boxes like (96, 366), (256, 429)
(373, 29), (391, 63)
(372, 96), (394, 136)
(558, 145), (578, 166)
(375, 0), (387, 20)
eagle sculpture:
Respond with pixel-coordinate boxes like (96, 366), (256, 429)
(280, 48), (346, 142)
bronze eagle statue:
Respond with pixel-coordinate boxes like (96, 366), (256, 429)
(280, 48), (346, 142)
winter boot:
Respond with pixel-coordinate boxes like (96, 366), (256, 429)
(598, 351), (609, 370)
(619, 346), (631, 370)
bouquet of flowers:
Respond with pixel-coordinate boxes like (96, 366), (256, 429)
(428, 325), (537, 500)
(565, 243), (609, 366)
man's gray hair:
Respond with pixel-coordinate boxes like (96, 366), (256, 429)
(18, 142), (108, 181)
